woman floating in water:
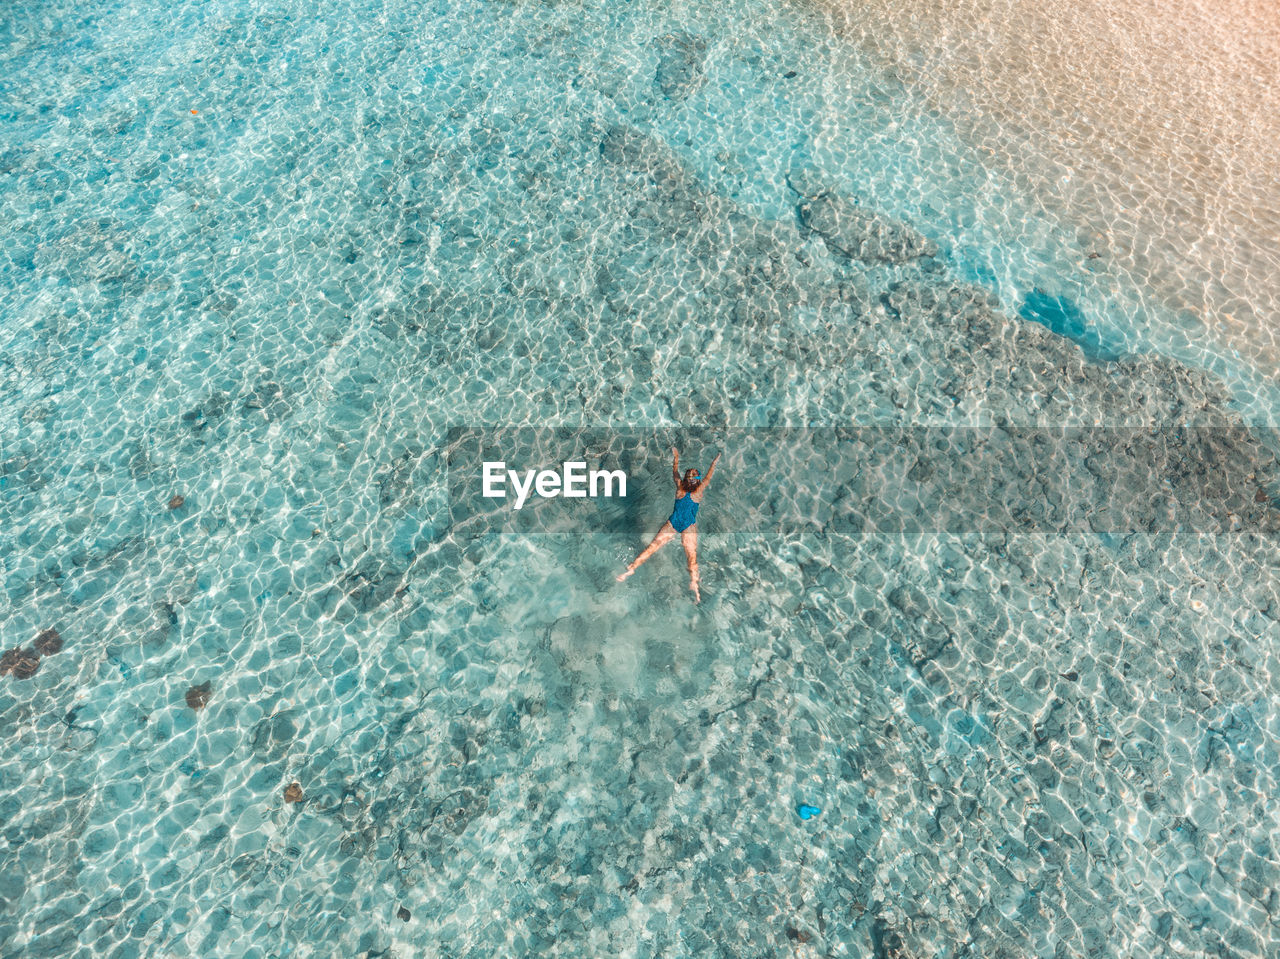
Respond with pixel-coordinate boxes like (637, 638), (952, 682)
(617, 447), (721, 602)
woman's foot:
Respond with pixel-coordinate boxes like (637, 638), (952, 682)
(690, 579), (701, 603)
(616, 568), (634, 582)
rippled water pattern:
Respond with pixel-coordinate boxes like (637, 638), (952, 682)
(2, 0), (1279, 957)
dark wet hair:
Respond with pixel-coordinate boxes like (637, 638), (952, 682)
(681, 468), (701, 493)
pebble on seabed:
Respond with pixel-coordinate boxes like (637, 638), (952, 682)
(284, 782), (305, 803)
(168, 494), (186, 510)
(397, 906), (411, 922)
(34, 628), (63, 655)
(185, 681), (213, 710)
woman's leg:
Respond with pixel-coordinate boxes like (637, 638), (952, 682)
(617, 522), (676, 581)
(680, 525), (700, 602)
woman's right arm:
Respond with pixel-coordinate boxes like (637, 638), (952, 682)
(672, 447), (681, 487)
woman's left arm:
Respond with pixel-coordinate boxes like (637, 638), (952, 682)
(695, 452), (721, 494)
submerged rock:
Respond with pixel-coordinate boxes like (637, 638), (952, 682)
(784, 165), (829, 199)
(284, 782), (304, 804)
(1, 647), (23, 676)
(598, 124), (693, 201)
(10, 649), (40, 680)
(654, 31), (708, 100)
(185, 681), (212, 710)
(242, 379), (285, 416)
(33, 628), (63, 655)
(871, 915), (908, 959)
(799, 192), (937, 264)
(337, 557), (405, 613)
(180, 391), (230, 432)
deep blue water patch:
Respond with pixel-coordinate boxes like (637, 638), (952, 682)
(1019, 289), (1124, 362)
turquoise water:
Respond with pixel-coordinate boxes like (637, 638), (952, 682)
(2, 0), (1280, 956)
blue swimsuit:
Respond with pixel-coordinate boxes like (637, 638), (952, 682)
(670, 494), (699, 532)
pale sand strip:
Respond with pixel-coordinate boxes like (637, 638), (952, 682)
(810, 0), (1280, 380)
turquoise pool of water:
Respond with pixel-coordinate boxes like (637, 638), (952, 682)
(2, 0), (1279, 956)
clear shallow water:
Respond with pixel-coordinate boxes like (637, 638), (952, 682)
(1, 1), (1280, 957)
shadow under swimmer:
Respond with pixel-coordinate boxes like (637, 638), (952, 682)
(482, 461), (628, 511)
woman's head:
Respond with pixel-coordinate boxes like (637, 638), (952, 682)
(681, 468), (701, 492)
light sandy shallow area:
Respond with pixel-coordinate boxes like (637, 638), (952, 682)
(817, 0), (1280, 395)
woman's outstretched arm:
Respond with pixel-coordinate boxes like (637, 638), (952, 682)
(672, 447), (681, 488)
(695, 452), (721, 494)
